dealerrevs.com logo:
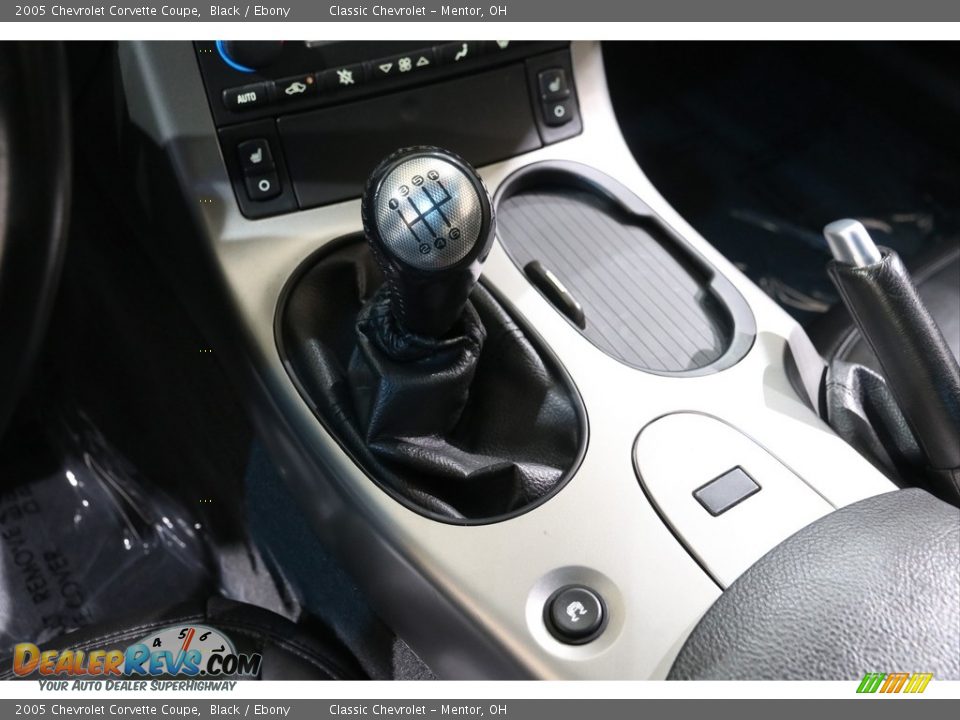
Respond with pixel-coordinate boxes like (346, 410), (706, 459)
(856, 672), (933, 694)
(13, 624), (262, 686)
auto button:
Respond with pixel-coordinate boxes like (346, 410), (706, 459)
(222, 82), (270, 112)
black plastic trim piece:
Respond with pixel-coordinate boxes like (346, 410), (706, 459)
(0, 43), (72, 439)
(524, 50), (583, 145)
(217, 119), (298, 219)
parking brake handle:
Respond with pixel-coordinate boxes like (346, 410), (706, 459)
(824, 219), (960, 500)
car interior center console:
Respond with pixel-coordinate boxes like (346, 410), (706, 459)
(118, 41), (898, 679)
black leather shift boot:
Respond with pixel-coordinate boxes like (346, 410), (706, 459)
(349, 285), (486, 440)
(279, 239), (583, 521)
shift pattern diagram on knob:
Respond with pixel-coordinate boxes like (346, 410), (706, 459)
(387, 169), (459, 256)
(372, 154), (483, 270)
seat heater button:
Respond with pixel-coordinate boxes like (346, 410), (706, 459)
(237, 138), (275, 172)
(538, 68), (571, 100)
(244, 171), (281, 201)
(546, 585), (605, 643)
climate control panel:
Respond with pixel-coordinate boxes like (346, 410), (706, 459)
(195, 41), (582, 218)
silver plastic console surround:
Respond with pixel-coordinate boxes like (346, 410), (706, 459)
(118, 41), (895, 679)
(635, 413), (834, 588)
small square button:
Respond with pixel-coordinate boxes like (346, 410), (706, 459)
(222, 83), (269, 112)
(244, 171), (281, 201)
(275, 74), (317, 102)
(543, 98), (574, 126)
(538, 68), (570, 100)
(237, 139), (274, 173)
(320, 63), (366, 91)
(438, 42), (479, 65)
(694, 467), (760, 516)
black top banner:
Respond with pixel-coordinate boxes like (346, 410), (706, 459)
(7, 0), (960, 22)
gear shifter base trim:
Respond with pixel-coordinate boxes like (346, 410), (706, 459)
(276, 236), (587, 524)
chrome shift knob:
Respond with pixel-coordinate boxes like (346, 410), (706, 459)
(362, 146), (495, 337)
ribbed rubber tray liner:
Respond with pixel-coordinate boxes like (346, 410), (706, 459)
(497, 189), (730, 372)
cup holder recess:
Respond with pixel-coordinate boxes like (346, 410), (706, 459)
(494, 161), (756, 375)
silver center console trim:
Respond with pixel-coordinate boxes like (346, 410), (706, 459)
(635, 413), (835, 588)
(118, 41), (895, 679)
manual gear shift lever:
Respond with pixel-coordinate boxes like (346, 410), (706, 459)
(361, 146), (495, 337)
(277, 145), (582, 519)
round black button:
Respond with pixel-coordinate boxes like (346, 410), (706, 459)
(545, 585), (605, 644)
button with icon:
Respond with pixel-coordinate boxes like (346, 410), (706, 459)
(319, 63), (366, 91)
(545, 585), (605, 644)
(244, 171), (281, 201)
(438, 41), (478, 65)
(221, 121), (296, 217)
(543, 98), (574, 127)
(274, 74), (316, 102)
(237, 139), (275, 173)
(371, 59), (397, 79)
(369, 49), (435, 83)
(537, 68), (570, 100)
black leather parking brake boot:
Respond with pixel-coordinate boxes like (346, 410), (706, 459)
(278, 148), (584, 522)
(821, 220), (960, 505)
